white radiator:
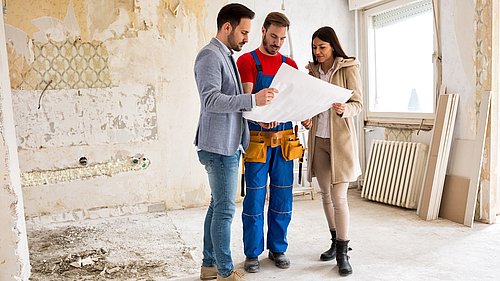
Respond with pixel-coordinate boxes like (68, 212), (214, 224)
(361, 140), (428, 209)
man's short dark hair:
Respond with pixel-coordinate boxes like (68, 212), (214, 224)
(263, 12), (290, 30)
(217, 3), (255, 30)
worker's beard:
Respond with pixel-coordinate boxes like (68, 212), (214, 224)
(262, 33), (280, 55)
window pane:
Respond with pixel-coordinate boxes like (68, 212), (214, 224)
(369, 8), (434, 113)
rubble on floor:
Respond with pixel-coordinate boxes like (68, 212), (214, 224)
(28, 213), (198, 281)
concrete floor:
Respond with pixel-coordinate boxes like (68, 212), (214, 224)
(169, 189), (500, 281)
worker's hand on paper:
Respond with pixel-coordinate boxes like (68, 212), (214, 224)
(255, 88), (278, 106)
(259, 122), (278, 129)
(332, 103), (345, 115)
(301, 119), (312, 129)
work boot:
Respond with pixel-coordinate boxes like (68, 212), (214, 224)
(268, 251), (290, 269)
(243, 257), (259, 273)
(217, 270), (245, 280)
(200, 265), (217, 280)
(320, 229), (336, 261)
(335, 239), (352, 276)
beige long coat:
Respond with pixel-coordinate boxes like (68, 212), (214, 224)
(306, 57), (363, 184)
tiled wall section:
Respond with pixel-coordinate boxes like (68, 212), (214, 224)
(385, 128), (413, 142)
(12, 84), (157, 149)
(17, 39), (112, 90)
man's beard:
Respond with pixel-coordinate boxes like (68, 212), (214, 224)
(263, 35), (280, 55)
(228, 32), (243, 51)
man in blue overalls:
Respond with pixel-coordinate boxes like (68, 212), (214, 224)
(236, 12), (299, 273)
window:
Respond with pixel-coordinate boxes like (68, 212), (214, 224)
(363, 0), (435, 119)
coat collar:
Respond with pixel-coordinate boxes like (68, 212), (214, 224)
(309, 57), (359, 77)
(211, 37), (232, 56)
(210, 38), (243, 94)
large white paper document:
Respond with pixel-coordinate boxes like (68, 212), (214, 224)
(243, 63), (353, 122)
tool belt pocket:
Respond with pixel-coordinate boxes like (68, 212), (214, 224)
(282, 134), (304, 161)
(244, 135), (267, 163)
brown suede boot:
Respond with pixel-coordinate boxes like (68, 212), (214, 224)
(217, 270), (245, 280)
(200, 265), (217, 280)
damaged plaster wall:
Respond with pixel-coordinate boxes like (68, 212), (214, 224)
(441, 0), (497, 222)
(441, 0), (495, 142)
(0, 10), (31, 280)
(14, 85), (156, 148)
(472, 0), (496, 222)
(4, 0), (222, 217)
(4, 0), (354, 218)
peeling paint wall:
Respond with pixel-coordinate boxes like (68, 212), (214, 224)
(87, 0), (138, 40)
(5, 0), (88, 41)
(13, 85), (157, 148)
(3, 0), (355, 217)
(158, 0), (208, 43)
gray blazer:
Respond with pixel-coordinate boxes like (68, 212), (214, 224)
(194, 38), (253, 156)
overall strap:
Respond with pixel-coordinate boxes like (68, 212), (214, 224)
(251, 51), (287, 72)
(250, 50), (263, 73)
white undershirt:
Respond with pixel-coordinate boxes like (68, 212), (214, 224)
(315, 65), (334, 138)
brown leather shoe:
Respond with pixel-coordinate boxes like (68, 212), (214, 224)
(200, 265), (217, 280)
(217, 270), (245, 280)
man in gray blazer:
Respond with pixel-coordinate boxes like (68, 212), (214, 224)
(194, 3), (277, 281)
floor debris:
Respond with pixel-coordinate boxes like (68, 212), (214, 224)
(28, 213), (198, 280)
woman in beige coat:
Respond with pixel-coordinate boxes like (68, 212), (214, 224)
(301, 26), (362, 276)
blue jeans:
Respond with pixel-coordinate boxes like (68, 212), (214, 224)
(198, 149), (241, 277)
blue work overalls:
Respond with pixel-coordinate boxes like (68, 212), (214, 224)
(242, 51), (294, 258)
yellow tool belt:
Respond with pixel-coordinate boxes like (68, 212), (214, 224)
(245, 129), (304, 163)
(250, 129), (293, 147)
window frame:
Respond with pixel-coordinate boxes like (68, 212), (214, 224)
(360, 0), (437, 122)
